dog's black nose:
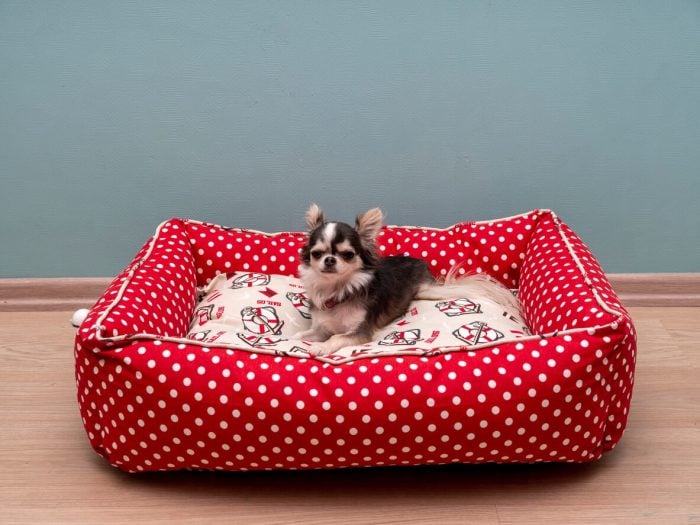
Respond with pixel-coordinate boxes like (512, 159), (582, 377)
(324, 256), (336, 268)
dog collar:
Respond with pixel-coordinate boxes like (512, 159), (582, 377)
(322, 298), (340, 310)
(319, 289), (362, 311)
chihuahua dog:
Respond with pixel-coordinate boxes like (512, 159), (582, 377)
(292, 204), (520, 355)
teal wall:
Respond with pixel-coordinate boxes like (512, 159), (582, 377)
(1, 1), (698, 277)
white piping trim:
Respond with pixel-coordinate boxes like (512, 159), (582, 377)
(385, 209), (550, 232)
(183, 210), (549, 236)
(549, 212), (625, 320)
(94, 219), (173, 344)
(88, 319), (626, 365)
(89, 210), (629, 363)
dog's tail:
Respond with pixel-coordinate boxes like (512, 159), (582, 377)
(416, 267), (520, 311)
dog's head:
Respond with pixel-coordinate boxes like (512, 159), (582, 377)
(299, 204), (383, 282)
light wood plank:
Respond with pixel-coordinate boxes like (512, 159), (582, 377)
(0, 277), (111, 311)
(609, 273), (700, 307)
(0, 307), (698, 523)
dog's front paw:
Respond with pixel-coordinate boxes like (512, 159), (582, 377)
(307, 334), (368, 356)
(307, 342), (339, 356)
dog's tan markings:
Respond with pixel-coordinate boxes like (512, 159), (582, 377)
(334, 240), (354, 254)
(310, 240), (328, 254)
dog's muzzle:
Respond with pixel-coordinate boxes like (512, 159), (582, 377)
(322, 256), (337, 272)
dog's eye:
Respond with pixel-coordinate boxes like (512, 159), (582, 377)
(340, 251), (355, 261)
(310, 251), (323, 260)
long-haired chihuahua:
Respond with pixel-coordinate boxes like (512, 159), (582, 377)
(292, 204), (520, 355)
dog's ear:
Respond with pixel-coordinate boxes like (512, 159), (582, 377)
(305, 203), (325, 231)
(355, 208), (384, 247)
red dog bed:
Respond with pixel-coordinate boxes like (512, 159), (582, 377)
(75, 210), (636, 472)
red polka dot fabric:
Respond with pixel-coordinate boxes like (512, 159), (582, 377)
(74, 210), (636, 472)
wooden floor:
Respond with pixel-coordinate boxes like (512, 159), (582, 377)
(1, 307), (698, 524)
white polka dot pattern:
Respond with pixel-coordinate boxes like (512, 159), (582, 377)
(74, 211), (637, 473)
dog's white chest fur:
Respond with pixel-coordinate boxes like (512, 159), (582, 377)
(312, 301), (366, 335)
